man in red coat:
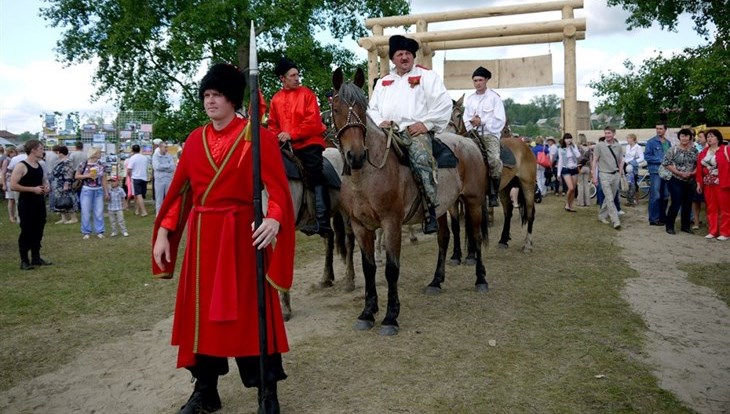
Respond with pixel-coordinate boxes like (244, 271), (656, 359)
(152, 63), (295, 414)
(268, 57), (330, 235)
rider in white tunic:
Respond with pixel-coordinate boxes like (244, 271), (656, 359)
(367, 35), (452, 234)
(464, 66), (506, 207)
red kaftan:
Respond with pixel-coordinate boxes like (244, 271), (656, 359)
(267, 86), (326, 150)
(151, 116), (295, 368)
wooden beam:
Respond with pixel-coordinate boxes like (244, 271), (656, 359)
(359, 18), (586, 51)
(365, 0), (584, 28)
(427, 31), (585, 51)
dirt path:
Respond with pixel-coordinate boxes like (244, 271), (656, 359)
(617, 209), (730, 414)
(1, 205), (728, 413)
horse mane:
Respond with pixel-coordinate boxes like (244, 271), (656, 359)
(338, 81), (369, 110)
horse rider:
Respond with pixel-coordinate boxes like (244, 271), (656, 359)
(367, 35), (452, 234)
(268, 56), (331, 235)
(464, 66), (506, 207)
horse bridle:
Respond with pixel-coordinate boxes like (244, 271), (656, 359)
(332, 93), (367, 146)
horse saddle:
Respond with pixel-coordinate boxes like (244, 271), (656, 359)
(391, 135), (458, 169)
(280, 150), (341, 189)
(500, 144), (517, 169)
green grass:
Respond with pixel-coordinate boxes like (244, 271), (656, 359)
(681, 262), (730, 307)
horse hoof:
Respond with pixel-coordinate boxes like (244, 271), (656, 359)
(318, 280), (334, 288)
(522, 246), (533, 253)
(283, 310), (292, 322)
(409, 237), (418, 244)
(424, 286), (441, 295)
(464, 258), (477, 266)
(474, 284), (489, 293)
(497, 243), (508, 249)
(448, 258), (460, 266)
(354, 319), (374, 331)
(379, 325), (399, 336)
(341, 281), (356, 292)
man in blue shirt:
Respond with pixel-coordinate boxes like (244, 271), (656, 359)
(644, 122), (671, 225)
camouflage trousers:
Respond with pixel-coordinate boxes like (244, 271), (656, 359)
(405, 132), (438, 208)
(471, 131), (502, 179)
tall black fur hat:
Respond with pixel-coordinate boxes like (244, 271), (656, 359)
(275, 57), (298, 77)
(472, 66), (492, 80)
(388, 35), (419, 59)
(198, 63), (246, 111)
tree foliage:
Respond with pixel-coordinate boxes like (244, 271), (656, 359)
(593, 0), (730, 128)
(607, 0), (729, 41)
(41, 0), (410, 142)
(503, 95), (562, 137)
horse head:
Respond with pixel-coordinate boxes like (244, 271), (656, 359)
(332, 67), (368, 170)
(448, 93), (467, 136)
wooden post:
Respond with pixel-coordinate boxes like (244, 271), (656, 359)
(416, 20), (433, 69)
(369, 25), (383, 96)
(562, 5), (577, 138)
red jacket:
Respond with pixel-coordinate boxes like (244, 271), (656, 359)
(152, 116), (295, 367)
(267, 86), (326, 150)
(697, 145), (730, 191)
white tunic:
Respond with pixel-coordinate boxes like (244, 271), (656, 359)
(367, 65), (452, 133)
(464, 88), (506, 136)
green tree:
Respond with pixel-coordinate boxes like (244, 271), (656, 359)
(17, 132), (39, 142)
(592, 0), (730, 127)
(41, 0), (410, 142)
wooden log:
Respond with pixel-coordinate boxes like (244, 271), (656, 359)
(427, 31), (585, 50)
(358, 18), (586, 50)
(365, 0), (583, 28)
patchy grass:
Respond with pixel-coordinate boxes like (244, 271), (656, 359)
(681, 262), (730, 307)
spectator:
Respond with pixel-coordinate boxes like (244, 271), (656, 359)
(2, 146), (19, 222)
(50, 145), (78, 224)
(6, 147), (28, 223)
(592, 126), (624, 229)
(126, 144), (150, 217)
(152, 141), (176, 216)
(691, 130), (708, 229)
(532, 136), (548, 197)
(76, 147), (109, 239)
(661, 128), (698, 235)
(69, 141), (87, 170)
(576, 140), (594, 207)
(623, 133), (645, 207)
(107, 177), (129, 237)
(10, 140), (52, 270)
(645, 122), (671, 225)
(696, 129), (729, 240)
(557, 133), (581, 212)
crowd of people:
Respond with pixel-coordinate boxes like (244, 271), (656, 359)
(527, 123), (729, 238)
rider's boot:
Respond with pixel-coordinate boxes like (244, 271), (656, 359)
(423, 205), (438, 234)
(488, 177), (500, 207)
(314, 185), (332, 236)
(257, 382), (280, 414)
(178, 374), (222, 414)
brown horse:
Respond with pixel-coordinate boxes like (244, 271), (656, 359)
(447, 105), (537, 254)
(331, 67), (489, 335)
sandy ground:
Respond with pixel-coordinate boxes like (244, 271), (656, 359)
(0, 203), (729, 413)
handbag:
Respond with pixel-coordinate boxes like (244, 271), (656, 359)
(536, 150), (551, 168)
(54, 192), (74, 210)
(71, 179), (83, 192)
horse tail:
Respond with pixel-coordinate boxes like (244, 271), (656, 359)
(332, 211), (347, 262)
(517, 187), (528, 226)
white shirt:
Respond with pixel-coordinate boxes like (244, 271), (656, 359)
(464, 88), (506, 136)
(127, 153), (149, 180)
(8, 153), (28, 170)
(367, 65), (452, 133)
(624, 143), (644, 165)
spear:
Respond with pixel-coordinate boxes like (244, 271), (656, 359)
(249, 22), (269, 411)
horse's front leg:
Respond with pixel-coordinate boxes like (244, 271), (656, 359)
(354, 227), (378, 331)
(280, 292), (292, 322)
(465, 199), (488, 292)
(320, 230), (335, 287)
(425, 214), (450, 294)
(343, 225), (356, 291)
(523, 201), (536, 253)
(380, 220), (403, 336)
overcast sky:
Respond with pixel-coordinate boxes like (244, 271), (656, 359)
(0, 0), (712, 134)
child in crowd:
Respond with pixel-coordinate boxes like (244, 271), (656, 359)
(107, 177), (129, 237)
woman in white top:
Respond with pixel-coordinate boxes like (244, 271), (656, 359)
(557, 133), (582, 211)
(623, 133), (645, 206)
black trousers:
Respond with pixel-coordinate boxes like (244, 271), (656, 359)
(294, 145), (324, 186)
(18, 195), (47, 262)
(188, 353), (287, 388)
(666, 177), (694, 231)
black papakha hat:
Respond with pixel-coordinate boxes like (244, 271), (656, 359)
(198, 63), (246, 111)
(275, 57), (298, 78)
(389, 35), (419, 59)
(472, 66), (492, 80)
